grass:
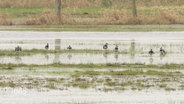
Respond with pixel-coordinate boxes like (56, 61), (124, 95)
(165, 87), (176, 91)
(1, 1), (184, 25)
(1, 63), (184, 70)
(73, 70), (183, 76)
(0, 49), (128, 56)
(1, 0), (184, 8)
(62, 7), (103, 15)
(0, 81), (16, 88)
(1, 25), (184, 31)
(159, 84), (167, 88)
(78, 82), (90, 89)
(0, 66), (183, 91)
(44, 83), (57, 89)
(0, 7), (44, 18)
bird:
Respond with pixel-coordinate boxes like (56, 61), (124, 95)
(45, 43), (49, 50)
(160, 47), (166, 55)
(149, 49), (154, 55)
(83, 12), (89, 15)
(67, 45), (72, 50)
(115, 45), (118, 51)
(15, 46), (22, 52)
(103, 43), (108, 50)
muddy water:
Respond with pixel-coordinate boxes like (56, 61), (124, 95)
(0, 88), (184, 104)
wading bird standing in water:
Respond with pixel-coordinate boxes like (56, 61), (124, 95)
(160, 47), (166, 55)
(15, 46), (22, 52)
(115, 45), (118, 51)
(45, 43), (49, 50)
(67, 45), (72, 50)
(149, 49), (154, 55)
(103, 43), (108, 50)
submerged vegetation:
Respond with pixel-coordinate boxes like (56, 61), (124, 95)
(0, 35), (183, 92)
(0, 42), (184, 92)
(0, 65), (183, 91)
(1, 63), (184, 70)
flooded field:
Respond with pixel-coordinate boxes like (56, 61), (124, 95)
(0, 88), (184, 104)
(0, 32), (184, 65)
(0, 32), (184, 104)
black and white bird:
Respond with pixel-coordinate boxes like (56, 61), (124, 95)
(45, 43), (49, 50)
(103, 43), (108, 50)
(67, 45), (72, 50)
(15, 46), (22, 52)
(160, 47), (166, 55)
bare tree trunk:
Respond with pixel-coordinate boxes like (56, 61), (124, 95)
(55, 0), (61, 24)
(132, 0), (137, 17)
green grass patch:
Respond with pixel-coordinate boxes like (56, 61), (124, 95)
(0, 49), (128, 56)
(0, 7), (44, 18)
(0, 82), (16, 88)
(110, 70), (182, 76)
(1, 63), (184, 70)
(63, 7), (103, 15)
(165, 87), (176, 91)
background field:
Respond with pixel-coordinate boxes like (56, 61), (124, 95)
(0, 0), (184, 25)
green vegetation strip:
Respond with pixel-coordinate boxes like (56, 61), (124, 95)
(72, 70), (182, 77)
(1, 25), (184, 32)
(0, 49), (128, 56)
(0, 63), (184, 70)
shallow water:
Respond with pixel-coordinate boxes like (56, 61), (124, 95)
(0, 53), (184, 65)
(0, 38), (184, 52)
(1, 32), (184, 103)
(0, 32), (184, 65)
(0, 31), (184, 40)
(0, 88), (184, 104)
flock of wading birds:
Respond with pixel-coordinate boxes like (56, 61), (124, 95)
(14, 43), (167, 55)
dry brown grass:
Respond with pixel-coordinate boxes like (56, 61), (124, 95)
(21, 11), (184, 25)
(0, 0), (184, 8)
(97, 10), (184, 25)
(0, 14), (12, 25)
(0, 0), (54, 8)
(1, 10), (183, 25)
(25, 12), (57, 25)
(0, 0), (184, 25)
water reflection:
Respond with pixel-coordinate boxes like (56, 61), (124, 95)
(15, 55), (22, 63)
(67, 54), (72, 60)
(103, 52), (108, 59)
(54, 53), (60, 63)
(1, 52), (184, 65)
(130, 41), (136, 62)
(114, 53), (118, 63)
(149, 55), (153, 64)
(45, 54), (49, 61)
